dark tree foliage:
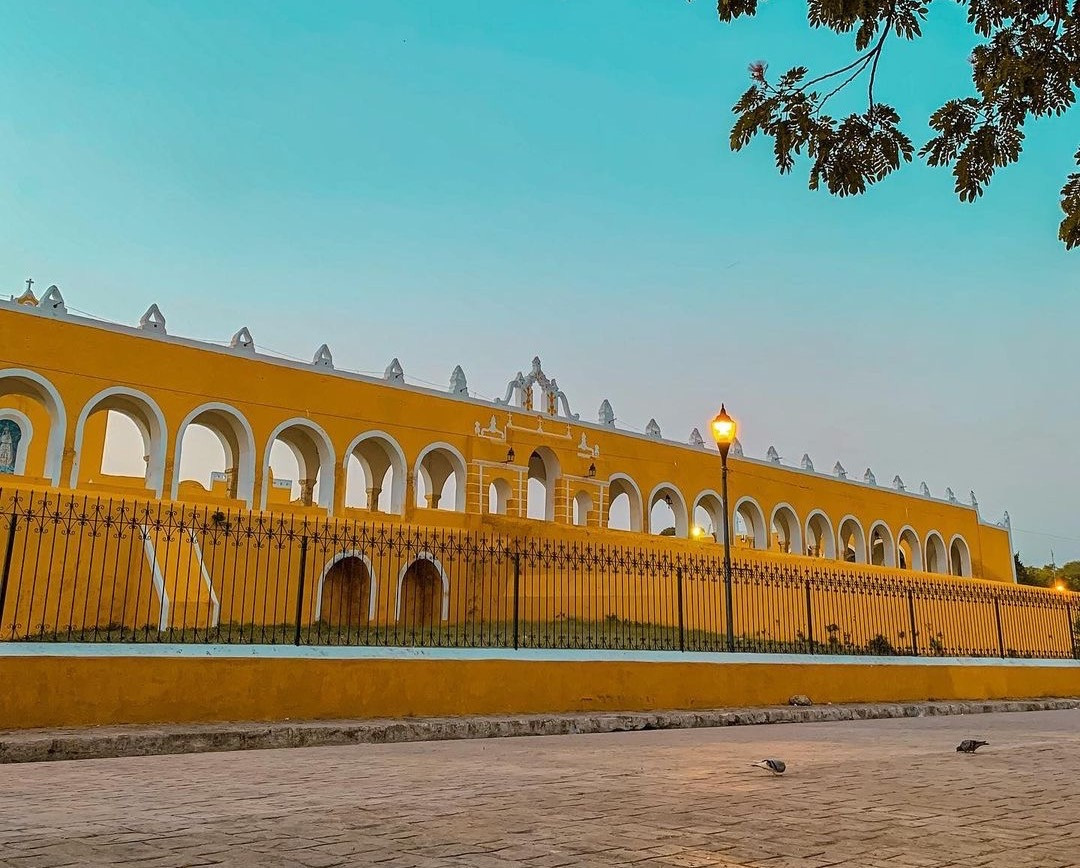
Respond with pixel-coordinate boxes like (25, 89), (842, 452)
(716, 0), (1080, 248)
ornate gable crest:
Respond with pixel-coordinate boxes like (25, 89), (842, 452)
(495, 357), (578, 419)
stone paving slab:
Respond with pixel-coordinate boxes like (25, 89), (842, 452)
(2, 697), (1079, 763)
(1, 709), (1079, 867)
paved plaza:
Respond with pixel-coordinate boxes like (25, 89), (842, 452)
(1, 710), (1078, 868)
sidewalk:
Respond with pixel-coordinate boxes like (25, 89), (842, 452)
(3, 696), (1078, 764)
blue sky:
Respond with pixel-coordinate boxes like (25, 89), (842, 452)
(2, 1), (1077, 563)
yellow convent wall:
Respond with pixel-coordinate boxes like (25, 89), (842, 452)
(0, 300), (1014, 583)
(1, 649), (1079, 730)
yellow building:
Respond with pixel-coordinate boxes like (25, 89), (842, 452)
(2, 284), (1071, 661)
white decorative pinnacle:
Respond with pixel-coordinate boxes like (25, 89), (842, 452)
(312, 344), (333, 369)
(892, 475), (905, 492)
(384, 358), (404, 384)
(731, 437), (743, 457)
(920, 481), (931, 497)
(863, 468), (877, 486)
(800, 453), (814, 472)
(946, 487), (958, 504)
(766, 446), (781, 464)
(449, 365), (468, 396)
(645, 418), (662, 439)
(598, 399), (615, 426)
(1003, 510), (1011, 528)
(833, 461), (847, 479)
(139, 304), (166, 333)
(229, 327), (255, 354)
(970, 490), (979, 511)
(40, 285), (67, 316)
(689, 428), (705, 448)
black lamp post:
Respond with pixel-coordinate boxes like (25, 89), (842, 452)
(710, 404), (737, 652)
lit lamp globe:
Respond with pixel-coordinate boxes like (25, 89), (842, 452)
(710, 405), (737, 456)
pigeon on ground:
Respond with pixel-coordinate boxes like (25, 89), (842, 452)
(751, 759), (786, 775)
(956, 739), (989, 754)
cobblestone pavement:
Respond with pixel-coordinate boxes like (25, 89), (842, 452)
(1, 709), (1078, 868)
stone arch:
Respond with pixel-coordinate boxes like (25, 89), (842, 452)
(70, 386), (168, 496)
(171, 402), (256, 506)
(949, 535), (972, 577)
(868, 521), (897, 567)
(0, 368), (67, 485)
(770, 503), (802, 554)
(648, 482), (689, 538)
(733, 496), (768, 550)
(837, 515), (867, 564)
(898, 525), (922, 571)
(692, 490), (724, 542)
(316, 551), (378, 624)
(396, 552), (450, 622)
(344, 431), (407, 515)
(805, 510), (836, 558)
(526, 447), (561, 521)
(414, 442), (467, 511)
(488, 478), (512, 515)
(606, 473), (643, 532)
(0, 408), (33, 476)
(925, 531), (948, 574)
(572, 489), (593, 526)
(261, 418), (335, 509)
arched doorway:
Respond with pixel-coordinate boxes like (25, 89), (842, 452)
(648, 483), (688, 537)
(692, 491), (723, 542)
(263, 419), (335, 509)
(526, 447), (560, 521)
(0, 369), (66, 485)
(805, 511), (835, 558)
(317, 554), (375, 625)
(344, 431), (407, 514)
(838, 516), (867, 563)
(734, 497), (768, 549)
(606, 474), (643, 532)
(925, 532), (948, 574)
(572, 490), (593, 526)
(396, 554), (449, 626)
(172, 402), (256, 505)
(898, 527), (921, 570)
(70, 387), (168, 495)
(415, 443), (467, 511)
(770, 504), (802, 554)
(950, 536), (972, 577)
(488, 478), (512, 515)
(868, 522), (896, 567)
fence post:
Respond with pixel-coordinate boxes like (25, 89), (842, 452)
(907, 590), (918, 656)
(512, 553), (520, 650)
(0, 509), (16, 633)
(1065, 603), (1076, 659)
(293, 535), (309, 647)
(993, 597), (1006, 658)
(804, 579), (814, 654)
(676, 566), (685, 652)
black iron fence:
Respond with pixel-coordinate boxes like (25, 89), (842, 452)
(0, 489), (1077, 659)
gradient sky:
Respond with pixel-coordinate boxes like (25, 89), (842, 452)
(2, 1), (1077, 563)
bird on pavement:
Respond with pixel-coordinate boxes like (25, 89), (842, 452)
(956, 739), (989, 754)
(751, 759), (786, 775)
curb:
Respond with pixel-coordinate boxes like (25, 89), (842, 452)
(3, 697), (1079, 764)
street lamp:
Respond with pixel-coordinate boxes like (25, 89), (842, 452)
(710, 404), (737, 652)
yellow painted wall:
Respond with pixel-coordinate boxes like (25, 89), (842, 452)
(1, 653), (1078, 729)
(0, 305), (1014, 585)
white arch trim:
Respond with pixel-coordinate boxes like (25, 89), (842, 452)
(395, 551), (450, 622)
(0, 368), (67, 486)
(949, 534), (973, 577)
(70, 386), (168, 496)
(733, 495), (768, 550)
(836, 514), (867, 563)
(343, 430), (408, 515)
(171, 401), (257, 507)
(867, 520), (897, 567)
(897, 525), (922, 571)
(606, 473), (644, 533)
(648, 481), (689, 538)
(414, 440), (468, 512)
(315, 551), (379, 622)
(804, 509), (836, 558)
(0, 408), (33, 476)
(261, 417), (336, 510)
(769, 502), (803, 555)
(924, 530), (948, 574)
